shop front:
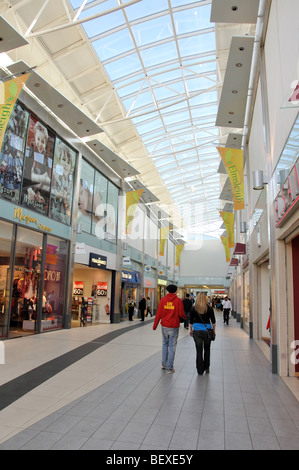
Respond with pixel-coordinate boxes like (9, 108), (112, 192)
(121, 269), (141, 319)
(0, 206), (70, 338)
(157, 278), (167, 303)
(72, 252), (114, 327)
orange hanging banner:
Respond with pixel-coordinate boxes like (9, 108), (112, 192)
(175, 244), (184, 266)
(220, 211), (235, 248)
(217, 147), (245, 210)
(159, 227), (170, 256)
(0, 73), (30, 150)
(125, 189), (144, 234)
(221, 236), (231, 262)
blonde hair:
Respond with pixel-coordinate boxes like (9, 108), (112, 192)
(194, 292), (208, 314)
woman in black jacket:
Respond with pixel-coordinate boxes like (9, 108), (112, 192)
(189, 293), (216, 375)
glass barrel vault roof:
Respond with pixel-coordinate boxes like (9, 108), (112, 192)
(70, 0), (223, 238)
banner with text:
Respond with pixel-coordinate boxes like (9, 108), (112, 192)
(221, 236), (231, 262)
(217, 147), (245, 210)
(220, 211), (234, 248)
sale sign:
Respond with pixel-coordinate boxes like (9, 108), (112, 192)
(97, 282), (108, 296)
(73, 281), (84, 295)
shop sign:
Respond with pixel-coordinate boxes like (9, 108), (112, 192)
(97, 282), (107, 296)
(122, 269), (140, 284)
(75, 243), (86, 255)
(158, 278), (167, 286)
(233, 243), (246, 255)
(89, 253), (107, 269)
(274, 157), (299, 227)
(73, 281), (84, 296)
(13, 206), (52, 233)
(44, 270), (61, 282)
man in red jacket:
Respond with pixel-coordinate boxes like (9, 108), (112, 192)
(153, 285), (186, 374)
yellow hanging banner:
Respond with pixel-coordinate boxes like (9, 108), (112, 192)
(217, 147), (245, 210)
(125, 189), (144, 234)
(175, 244), (184, 266)
(0, 73), (31, 150)
(159, 227), (170, 256)
(220, 211), (234, 248)
(221, 236), (231, 262)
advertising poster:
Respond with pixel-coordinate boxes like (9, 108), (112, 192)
(0, 102), (29, 203)
(22, 115), (55, 215)
(77, 159), (94, 233)
(50, 137), (76, 225)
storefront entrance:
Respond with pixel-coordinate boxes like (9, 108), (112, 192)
(0, 220), (69, 338)
(72, 263), (112, 327)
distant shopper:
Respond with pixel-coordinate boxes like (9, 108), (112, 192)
(222, 296), (232, 325)
(138, 296), (146, 321)
(153, 285), (186, 374)
(189, 293), (216, 375)
(146, 297), (152, 317)
(183, 293), (193, 330)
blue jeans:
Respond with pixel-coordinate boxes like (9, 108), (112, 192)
(161, 327), (179, 370)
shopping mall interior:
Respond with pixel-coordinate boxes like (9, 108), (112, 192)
(0, 0), (298, 452)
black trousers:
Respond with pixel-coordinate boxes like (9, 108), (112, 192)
(223, 308), (230, 324)
(193, 331), (211, 374)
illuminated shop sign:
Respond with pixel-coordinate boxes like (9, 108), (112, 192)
(122, 269), (140, 284)
(274, 157), (299, 227)
(158, 279), (167, 286)
(89, 253), (107, 269)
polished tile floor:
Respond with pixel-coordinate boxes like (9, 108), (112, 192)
(0, 311), (298, 450)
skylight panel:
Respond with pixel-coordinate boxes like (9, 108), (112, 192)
(104, 53), (142, 81)
(131, 15), (173, 47)
(125, 0), (169, 21)
(76, 2), (126, 38)
(178, 32), (216, 58)
(140, 41), (178, 68)
(93, 28), (135, 61)
(173, 4), (212, 35)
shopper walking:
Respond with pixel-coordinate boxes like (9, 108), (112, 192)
(146, 297), (152, 317)
(80, 297), (87, 327)
(222, 296), (232, 325)
(189, 293), (216, 375)
(153, 285), (186, 374)
(182, 293), (193, 330)
(138, 296), (146, 321)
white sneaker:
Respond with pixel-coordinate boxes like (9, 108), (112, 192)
(167, 369), (175, 374)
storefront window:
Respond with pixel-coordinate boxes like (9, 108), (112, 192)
(0, 103), (29, 204)
(243, 270), (250, 328)
(0, 221), (14, 338)
(21, 115), (55, 216)
(77, 159), (95, 233)
(42, 236), (68, 332)
(10, 227), (43, 337)
(49, 137), (77, 225)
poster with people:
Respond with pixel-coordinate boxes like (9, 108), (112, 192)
(0, 102), (29, 203)
(49, 137), (77, 225)
(77, 159), (94, 233)
(21, 115), (55, 215)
